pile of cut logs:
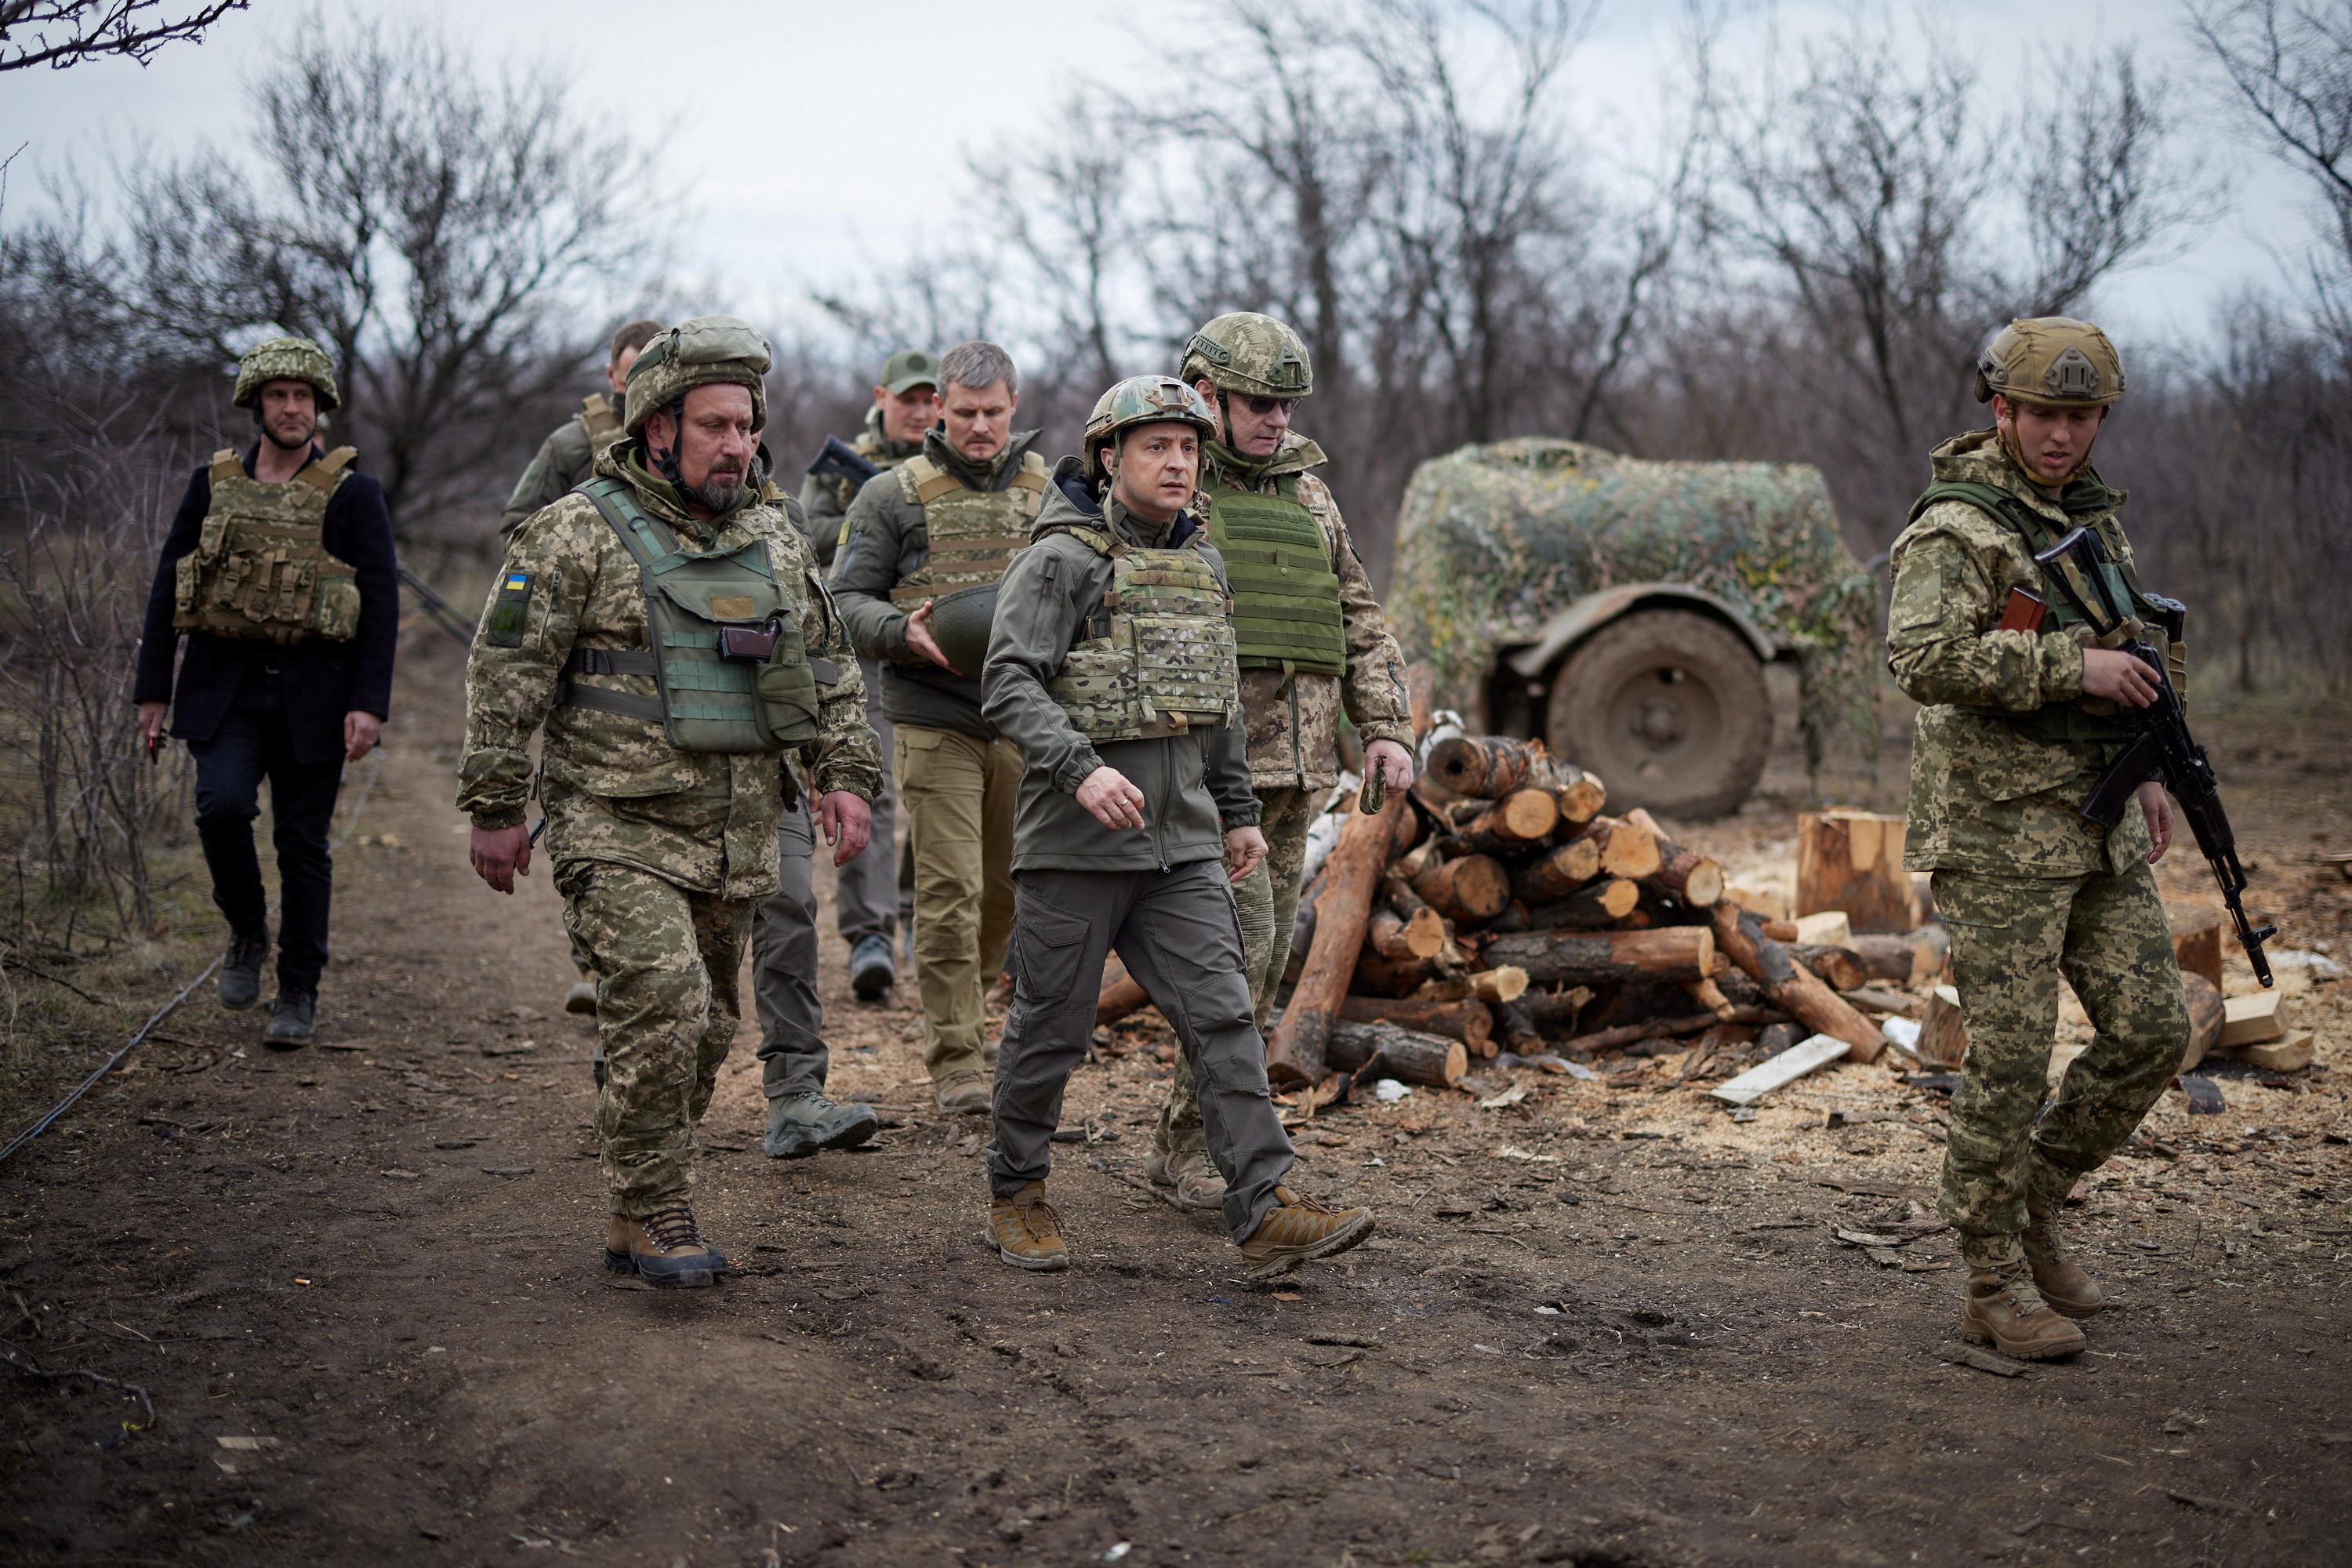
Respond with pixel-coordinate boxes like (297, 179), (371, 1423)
(1098, 732), (1939, 1098)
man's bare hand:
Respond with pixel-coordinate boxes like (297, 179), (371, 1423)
(138, 701), (168, 746)
(1076, 765), (1147, 832)
(343, 710), (383, 762)
(1364, 738), (1417, 793)
(470, 822), (532, 894)
(2139, 780), (2172, 864)
(1223, 825), (1269, 884)
(819, 789), (872, 867)
(904, 601), (957, 673)
(2082, 648), (2160, 708)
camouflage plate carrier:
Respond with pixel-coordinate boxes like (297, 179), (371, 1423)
(1045, 524), (1240, 742)
(887, 451), (1053, 608)
(578, 392), (626, 456)
(174, 447), (363, 644)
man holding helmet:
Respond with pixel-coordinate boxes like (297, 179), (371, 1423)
(459, 316), (880, 1288)
(135, 336), (399, 1048)
(980, 374), (1376, 1279)
(1888, 317), (2190, 1359)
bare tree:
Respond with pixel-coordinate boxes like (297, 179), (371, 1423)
(0, 0), (242, 72)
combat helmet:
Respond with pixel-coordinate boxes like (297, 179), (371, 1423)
(233, 336), (339, 412)
(1974, 318), (2125, 408)
(625, 315), (772, 435)
(1179, 311), (1313, 399)
(1082, 375), (1218, 482)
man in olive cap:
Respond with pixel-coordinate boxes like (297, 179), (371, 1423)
(1887, 316), (2190, 1360)
(981, 374), (1375, 1278)
(793, 348), (941, 1004)
(136, 336), (399, 1048)
(460, 316), (881, 1287)
(1147, 310), (1417, 1210)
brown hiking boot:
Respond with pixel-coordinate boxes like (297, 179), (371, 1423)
(1236, 1185), (1374, 1279)
(604, 1207), (720, 1289)
(1144, 1144), (1227, 1211)
(1960, 1263), (2086, 1360)
(935, 1072), (992, 1116)
(2024, 1191), (2104, 1318)
(989, 1181), (1070, 1272)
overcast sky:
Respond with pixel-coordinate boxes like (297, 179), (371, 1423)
(0, 0), (2319, 367)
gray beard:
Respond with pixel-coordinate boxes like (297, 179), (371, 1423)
(692, 473), (744, 512)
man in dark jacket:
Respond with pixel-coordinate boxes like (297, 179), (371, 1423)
(135, 336), (399, 1047)
(978, 374), (1375, 1279)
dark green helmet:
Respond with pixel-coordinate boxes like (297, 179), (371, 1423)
(1179, 311), (1313, 399)
(1082, 375), (1218, 482)
(625, 315), (772, 435)
(233, 336), (339, 411)
(926, 582), (1000, 676)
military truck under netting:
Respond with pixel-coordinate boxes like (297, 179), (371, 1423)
(1385, 438), (1878, 818)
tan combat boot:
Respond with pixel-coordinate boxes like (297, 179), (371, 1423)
(1960, 1262), (2086, 1360)
(1237, 1185), (1375, 1279)
(604, 1207), (721, 1289)
(1143, 1142), (1227, 1212)
(2024, 1190), (2104, 1318)
(989, 1181), (1070, 1272)
(935, 1072), (991, 1116)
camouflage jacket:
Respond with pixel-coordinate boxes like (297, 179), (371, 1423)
(459, 443), (881, 902)
(1208, 436), (1414, 791)
(1888, 429), (2153, 878)
(795, 405), (923, 570)
(497, 392), (623, 535)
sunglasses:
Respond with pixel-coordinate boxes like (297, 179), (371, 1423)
(1240, 395), (1298, 417)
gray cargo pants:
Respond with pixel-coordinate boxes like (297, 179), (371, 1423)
(986, 858), (1294, 1239)
(833, 653), (908, 952)
(750, 803), (827, 1099)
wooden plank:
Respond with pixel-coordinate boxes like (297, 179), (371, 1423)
(2170, 910), (2225, 991)
(2220, 1029), (2312, 1073)
(1710, 1033), (1853, 1106)
(2220, 991), (2287, 1048)
(1792, 910), (1852, 949)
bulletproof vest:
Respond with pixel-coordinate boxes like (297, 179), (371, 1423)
(887, 450), (1051, 608)
(557, 477), (830, 754)
(575, 393), (626, 455)
(1044, 524), (1240, 743)
(174, 447), (363, 644)
(1907, 479), (2151, 745)
(1204, 476), (1345, 676)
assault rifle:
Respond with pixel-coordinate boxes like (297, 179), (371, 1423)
(2033, 527), (2275, 987)
(808, 435), (880, 492)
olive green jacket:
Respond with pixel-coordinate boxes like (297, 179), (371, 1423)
(498, 394), (622, 535)
(794, 404), (924, 570)
(983, 458), (1259, 874)
(1886, 430), (2154, 878)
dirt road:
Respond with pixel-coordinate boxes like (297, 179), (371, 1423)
(4, 648), (2347, 1566)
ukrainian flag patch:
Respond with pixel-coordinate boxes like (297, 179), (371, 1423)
(486, 570), (533, 647)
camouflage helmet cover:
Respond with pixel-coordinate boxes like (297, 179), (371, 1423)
(624, 314), (773, 435)
(1179, 310), (1314, 399)
(1083, 375), (1218, 481)
(1974, 317), (2124, 408)
(233, 336), (339, 411)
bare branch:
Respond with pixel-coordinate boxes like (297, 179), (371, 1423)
(0, 0), (244, 72)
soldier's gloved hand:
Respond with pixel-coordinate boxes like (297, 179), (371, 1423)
(820, 790), (872, 867)
(2082, 648), (2160, 708)
(1364, 739), (1417, 793)
(1223, 826), (1269, 885)
(2138, 780), (2172, 864)
(469, 822), (532, 895)
(1076, 766), (1148, 832)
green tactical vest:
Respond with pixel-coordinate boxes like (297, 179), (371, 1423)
(887, 450), (1052, 608)
(174, 447), (363, 644)
(1044, 524), (1241, 743)
(576, 393), (625, 455)
(1907, 478), (2150, 745)
(557, 477), (830, 754)
(1203, 477), (1345, 676)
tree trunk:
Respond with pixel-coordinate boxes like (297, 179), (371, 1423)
(1451, 788), (1560, 854)
(1847, 929), (1949, 986)
(1795, 810), (1918, 933)
(1097, 956), (1151, 1027)
(1621, 808), (1724, 909)
(2179, 972), (2225, 1073)
(1411, 854), (1512, 927)
(1708, 902), (1884, 1061)
(1338, 996), (1493, 1053)
(1325, 1019), (1467, 1088)
(1916, 984), (1967, 1068)
(1512, 833), (1602, 902)
(1367, 906), (1447, 963)
(1592, 815), (1664, 881)
(1526, 878), (1639, 929)
(1268, 793), (1408, 1086)
(1791, 943), (1871, 993)
(1479, 926), (1715, 987)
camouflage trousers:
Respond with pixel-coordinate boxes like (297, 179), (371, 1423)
(558, 858), (752, 1217)
(1154, 785), (1316, 1155)
(1933, 862), (2188, 1269)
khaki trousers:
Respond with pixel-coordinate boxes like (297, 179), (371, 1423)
(895, 725), (1018, 1080)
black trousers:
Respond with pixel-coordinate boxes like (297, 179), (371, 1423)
(188, 670), (345, 994)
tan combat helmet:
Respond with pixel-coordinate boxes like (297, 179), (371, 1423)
(1974, 317), (2125, 408)
(233, 336), (339, 411)
(1083, 375), (1219, 482)
(624, 315), (773, 435)
(1179, 311), (1314, 399)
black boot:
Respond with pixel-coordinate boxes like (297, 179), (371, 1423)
(263, 990), (317, 1050)
(219, 930), (267, 1011)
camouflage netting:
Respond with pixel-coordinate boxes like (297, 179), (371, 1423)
(1386, 437), (1879, 771)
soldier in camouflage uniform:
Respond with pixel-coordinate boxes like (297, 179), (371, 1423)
(795, 348), (941, 1001)
(460, 318), (881, 1287)
(1140, 313), (1417, 1210)
(981, 374), (1375, 1277)
(1887, 318), (2190, 1360)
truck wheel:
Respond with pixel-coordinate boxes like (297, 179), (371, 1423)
(1545, 609), (1769, 819)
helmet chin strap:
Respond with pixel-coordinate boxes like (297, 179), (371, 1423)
(1998, 421), (2096, 489)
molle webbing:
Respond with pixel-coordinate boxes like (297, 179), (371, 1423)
(1206, 482), (1345, 676)
(1045, 526), (1240, 743)
(577, 394), (625, 452)
(174, 446), (361, 644)
(887, 451), (1051, 608)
